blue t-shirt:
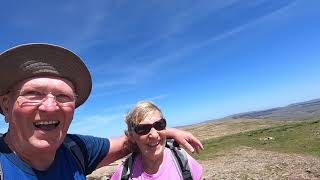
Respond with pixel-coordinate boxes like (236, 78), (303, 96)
(0, 134), (110, 180)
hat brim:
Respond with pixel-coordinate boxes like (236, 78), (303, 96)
(0, 43), (92, 114)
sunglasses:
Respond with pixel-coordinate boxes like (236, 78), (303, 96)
(134, 118), (167, 135)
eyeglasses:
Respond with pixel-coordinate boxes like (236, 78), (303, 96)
(133, 118), (167, 135)
(16, 90), (77, 107)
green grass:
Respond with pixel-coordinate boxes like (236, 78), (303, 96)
(194, 120), (320, 160)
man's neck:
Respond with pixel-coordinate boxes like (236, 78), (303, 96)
(4, 132), (56, 171)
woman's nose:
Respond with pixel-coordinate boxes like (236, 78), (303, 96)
(148, 127), (160, 138)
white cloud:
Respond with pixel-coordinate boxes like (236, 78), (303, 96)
(77, 0), (297, 98)
(99, 94), (169, 113)
(69, 92), (169, 137)
(0, 119), (8, 133)
(69, 113), (125, 137)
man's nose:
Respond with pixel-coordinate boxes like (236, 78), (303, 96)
(38, 95), (59, 112)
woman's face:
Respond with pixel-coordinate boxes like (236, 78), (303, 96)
(130, 111), (167, 162)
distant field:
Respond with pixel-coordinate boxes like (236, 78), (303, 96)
(88, 119), (320, 179)
(194, 120), (320, 160)
(181, 118), (295, 140)
(89, 97), (320, 179)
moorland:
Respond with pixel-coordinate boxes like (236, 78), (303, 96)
(88, 98), (320, 179)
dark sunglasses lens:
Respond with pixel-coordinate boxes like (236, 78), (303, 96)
(134, 119), (166, 135)
(154, 119), (166, 131)
(135, 124), (152, 135)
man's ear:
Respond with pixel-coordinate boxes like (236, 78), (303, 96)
(0, 95), (10, 122)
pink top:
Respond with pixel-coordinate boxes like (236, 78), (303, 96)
(111, 148), (203, 180)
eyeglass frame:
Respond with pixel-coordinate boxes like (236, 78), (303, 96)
(132, 118), (167, 135)
(15, 89), (77, 107)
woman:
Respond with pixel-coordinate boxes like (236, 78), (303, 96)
(111, 100), (203, 180)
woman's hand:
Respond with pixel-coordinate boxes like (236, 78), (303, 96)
(165, 128), (204, 153)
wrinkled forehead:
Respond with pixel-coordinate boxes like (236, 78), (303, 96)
(12, 76), (76, 93)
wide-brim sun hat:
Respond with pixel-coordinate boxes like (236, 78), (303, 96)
(0, 43), (92, 114)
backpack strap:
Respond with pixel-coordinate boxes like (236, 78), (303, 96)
(120, 139), (193, 180)
(63, 134), (88, 174)
(166, 139), (193, 180)
(120, 152), (137, 180)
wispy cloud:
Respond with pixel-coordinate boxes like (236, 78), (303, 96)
(0, 121), (8, 133)
(149, 94), (169, 101)
(91, 87), (136, 98)
(70, 93), (169, 136)
(90, 0), (297, 95)
(100, 94), (169, 113)
(69, 113), (125, 137)
(61, 2), (116, 51)
(101, 103), (134, 113)
(94, 77), (138, 89)
(7, 0), (295, 99)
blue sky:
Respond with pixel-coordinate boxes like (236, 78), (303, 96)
(1, 0), (320, 137)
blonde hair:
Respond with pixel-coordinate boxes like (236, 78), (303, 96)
(123, 100), (163, 153)
(125, 100), (163, 130)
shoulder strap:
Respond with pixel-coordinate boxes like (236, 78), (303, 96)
(120, 139), (193, 180)
(120, 152), (137, 180)
(63, 134), (87, 174)
(166, 139), (193, 180)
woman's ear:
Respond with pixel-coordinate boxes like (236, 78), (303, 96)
(128, 131), (136, 143)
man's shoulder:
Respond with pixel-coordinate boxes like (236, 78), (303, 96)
(66, 134), (109, 143)
(64, 134), (110, 175)
(65, 134), (110, 152)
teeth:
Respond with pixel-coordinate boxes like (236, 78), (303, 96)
(34, 120), (59, 126)
(149, 142), (159, 147)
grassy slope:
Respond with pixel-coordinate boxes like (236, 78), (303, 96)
(181, 118), (292, 140)
(194, 120), (320, 160)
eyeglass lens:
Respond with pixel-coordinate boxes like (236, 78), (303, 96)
(17, 90), (76, 107)
(134, 118), (166, 135)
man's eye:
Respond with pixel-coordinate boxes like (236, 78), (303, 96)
(55, 93), (73, 102)
(20, 91), (45, 100)
(22, 91), (43, 97)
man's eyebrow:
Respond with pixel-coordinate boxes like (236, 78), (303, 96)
(20, 87), (44, 91)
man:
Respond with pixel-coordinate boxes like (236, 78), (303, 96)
(0, 43), (203, 179)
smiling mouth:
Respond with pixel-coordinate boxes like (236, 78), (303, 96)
(34, 120), (60, 131)
(148, 142), (159, 147)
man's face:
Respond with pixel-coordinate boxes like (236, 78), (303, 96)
(3, 77), (76, 152)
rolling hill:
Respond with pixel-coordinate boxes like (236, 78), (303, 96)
(230, 98), (320, 121)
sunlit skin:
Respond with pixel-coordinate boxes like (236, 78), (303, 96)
(129, 111), (167, 174)
(0, 77), (76, 170)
